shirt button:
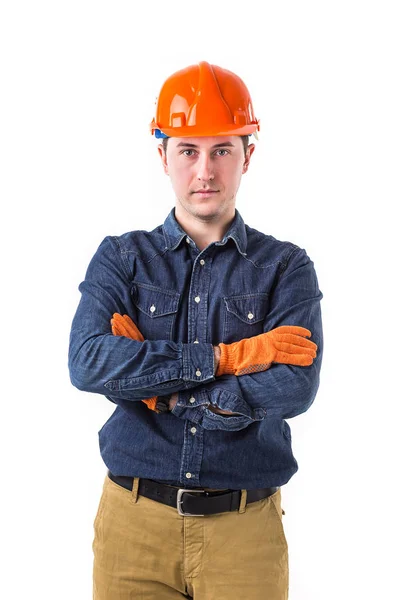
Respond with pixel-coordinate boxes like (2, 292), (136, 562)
(196, 370), (201, 377)
(194, 339), (199, 343)
(150, 305), (156, 313)
(200, 259), (205, 265)
(189, 396), (195, 403)
(186, 237), (190, 243)
(247, 312), (254, 319)
(186, 473), (192, 479)
(195, 296), (200, 303)
(190, 427), (197, 434)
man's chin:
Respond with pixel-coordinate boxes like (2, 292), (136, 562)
(191, 207), (222, 222)
(178, 196), (225, 219)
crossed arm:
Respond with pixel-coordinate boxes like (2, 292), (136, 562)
(110, 311), (317, 418)
(69, 236), (323, 430)
(165, 246), (323, 426)
(109, 247), (322, 423)
(104, 316), (321, 429)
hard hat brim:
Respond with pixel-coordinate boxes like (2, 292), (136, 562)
(150, 121), (260, 138)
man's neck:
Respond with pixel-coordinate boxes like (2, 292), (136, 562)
(174, 206), (236, 252)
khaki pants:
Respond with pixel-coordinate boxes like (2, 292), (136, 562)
(92, 473), (289, 599)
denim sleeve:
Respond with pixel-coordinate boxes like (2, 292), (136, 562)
(68, 236), (216, 401)
(171, 247), (323, 430)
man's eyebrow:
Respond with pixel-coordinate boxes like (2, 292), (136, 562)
(175, 141), (235, 148)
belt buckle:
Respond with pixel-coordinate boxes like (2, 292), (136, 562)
(177, 489), (206, 516)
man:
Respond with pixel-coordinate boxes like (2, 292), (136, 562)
(68, 61), (323, 599)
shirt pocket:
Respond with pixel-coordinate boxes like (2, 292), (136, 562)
(130, 282), (180, 341)
(222, 292), (270, 343)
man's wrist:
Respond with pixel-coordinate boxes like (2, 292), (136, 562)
(213, 345), (221, 375)
(168, 392), (179, 411)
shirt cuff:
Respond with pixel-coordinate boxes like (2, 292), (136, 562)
(182, 342), (216, 383)
(172, 387), (266, 431)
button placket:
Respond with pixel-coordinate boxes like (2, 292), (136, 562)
(188, 251), (212, 383)
(178, 418), (205, 487)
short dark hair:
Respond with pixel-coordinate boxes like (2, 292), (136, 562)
(162, 135), (249, 155)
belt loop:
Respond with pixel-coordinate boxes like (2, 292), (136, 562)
(131, 477), (140, 504)
(238, 489), (247, 513)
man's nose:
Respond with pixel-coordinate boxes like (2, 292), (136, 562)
(196, 155), (214, 181)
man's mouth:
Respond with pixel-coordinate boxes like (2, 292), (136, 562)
(193, 189), (219, 194)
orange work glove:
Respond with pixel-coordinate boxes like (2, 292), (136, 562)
(110, 312), (160, 413)
(216, 326), (318, 376)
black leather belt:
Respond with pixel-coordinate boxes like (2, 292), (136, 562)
(107, 470), (279, 516)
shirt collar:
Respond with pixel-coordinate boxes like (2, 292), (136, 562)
(162, 206), (248, 256)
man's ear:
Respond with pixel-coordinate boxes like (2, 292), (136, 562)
(242, 143), (256, 174)
(158, 144), (168, 175)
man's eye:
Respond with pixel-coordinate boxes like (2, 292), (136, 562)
(182, 150), (195, 157)
(216, 149), (229, 156)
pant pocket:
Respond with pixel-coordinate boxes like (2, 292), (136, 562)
(92, 476), (109, 549)
(269, 489), (288, 549)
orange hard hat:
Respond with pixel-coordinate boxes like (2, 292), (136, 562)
(150, 61), (260, 138)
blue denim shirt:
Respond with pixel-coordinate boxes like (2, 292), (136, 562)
(68, 207), (323, 489)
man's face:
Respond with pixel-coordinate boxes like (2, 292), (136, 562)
(158, 136), (255, 221)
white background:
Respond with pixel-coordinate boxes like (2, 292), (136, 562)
(1, 1), (399, 598)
